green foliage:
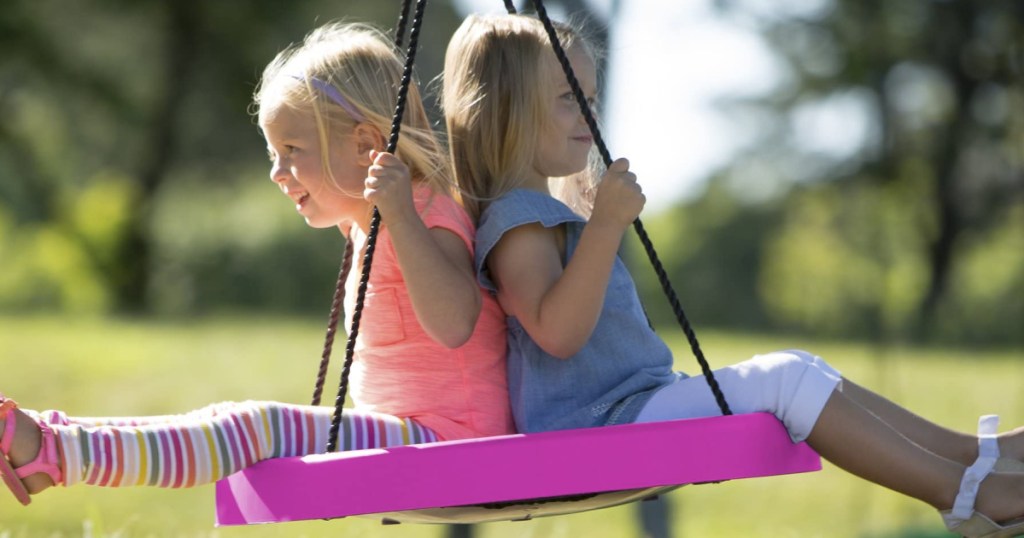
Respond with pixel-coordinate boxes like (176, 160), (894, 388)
(651, 0), (1024, 346)
(933, 204), (1024, 344)
(637, 171), (1023, 345)
(759, 175), (933, 339)
(0, 209), (110, 312)
(627, 181), (780, 331)
(148, 168), (345, 315)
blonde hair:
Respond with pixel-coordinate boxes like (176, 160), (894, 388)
(443, 14), (600, 221)
(255, 21), (453, 199)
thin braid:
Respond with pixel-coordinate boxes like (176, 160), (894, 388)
(326, 0), (430, 453)
(310, 239), (353, 406)
(530, 0), (732, 416)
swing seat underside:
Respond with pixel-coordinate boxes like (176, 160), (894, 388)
(215, 412), (820, 526)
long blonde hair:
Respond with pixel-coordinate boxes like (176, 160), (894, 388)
(443, 14), (600, 221)
(255, 21), (453, 198)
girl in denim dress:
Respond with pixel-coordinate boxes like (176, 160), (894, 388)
(442, 13), (1024, 537)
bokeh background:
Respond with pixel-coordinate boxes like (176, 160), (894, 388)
(1, 0), (1021, 536)
(2, 0), (1021, 344)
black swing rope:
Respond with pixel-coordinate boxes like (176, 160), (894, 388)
(312, 0), (430, 452)
(309, 0), (416, 410)
(394, 0), (415, 49)
(525, 0), (732, 416)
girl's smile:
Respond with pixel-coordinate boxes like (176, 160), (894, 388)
(529, 43), (598, 184)
(260, 103), (371, 230)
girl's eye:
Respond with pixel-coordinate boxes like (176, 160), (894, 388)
(268, 146), (297, 162)
(560, 92), (597, 109)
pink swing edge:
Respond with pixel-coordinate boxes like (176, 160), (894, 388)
(215, 412), (820, 526)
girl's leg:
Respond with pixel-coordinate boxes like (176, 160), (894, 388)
(842, 380), (1024, 465)
(2, 401), (438, 495)
(34, 401), (250, 428)
(840, 380), (977, 465)
(635, 350), (1024, 522)
(810, 389), (1024, 522)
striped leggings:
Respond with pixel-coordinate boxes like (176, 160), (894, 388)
(30, 401), (438, 488)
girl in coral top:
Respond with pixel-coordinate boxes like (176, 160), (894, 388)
(0, 21), (512, 506)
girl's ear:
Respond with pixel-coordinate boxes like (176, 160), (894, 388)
(353, 123), (386, 166)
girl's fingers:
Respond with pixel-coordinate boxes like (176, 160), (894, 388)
(607, 157), (630, 173)
(372, 150), (400, 166)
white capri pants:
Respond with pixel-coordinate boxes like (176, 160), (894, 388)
(635, 349), (842, 442)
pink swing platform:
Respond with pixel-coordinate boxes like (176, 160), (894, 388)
(215, 412), (820, 526)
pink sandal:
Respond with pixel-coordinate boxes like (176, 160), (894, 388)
(0, 394), (62, 505)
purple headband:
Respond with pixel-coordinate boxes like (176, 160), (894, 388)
(291, 74), (367, 122)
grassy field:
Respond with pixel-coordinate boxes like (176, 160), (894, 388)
(1, 314), (1021, 537)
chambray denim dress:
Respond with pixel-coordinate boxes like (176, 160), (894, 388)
(475, 189), (680, 433)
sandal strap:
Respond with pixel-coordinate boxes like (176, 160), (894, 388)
(950, 414), (1000, 521)
(14, 424), (62, 485)
(0, 397), (64, 486)
(1, 397), (19, 455)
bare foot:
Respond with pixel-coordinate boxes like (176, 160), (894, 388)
(998, 427), (1024, 464)
(0, 409), (57, 495)
(973, 472), (1024, 524)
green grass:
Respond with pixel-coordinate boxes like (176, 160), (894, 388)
(1, 314), (1021, 537)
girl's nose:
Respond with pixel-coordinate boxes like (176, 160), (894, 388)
(270, 161), (289, 184)
(579, 107), (593, 125)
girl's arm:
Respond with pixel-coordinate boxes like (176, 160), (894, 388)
(487, 159), (643, 359)
(364, 151), (482, 349)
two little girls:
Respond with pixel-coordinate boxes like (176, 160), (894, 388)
(1, 22), (513, 505)
(3, 11), (1021, 538)
(441, 13), (1024, 538)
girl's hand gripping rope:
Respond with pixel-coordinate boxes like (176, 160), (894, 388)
(591, 158), (644, 231)
(365, 149), (416, 226)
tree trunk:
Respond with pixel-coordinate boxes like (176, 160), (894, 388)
(113, 2), (200, 312)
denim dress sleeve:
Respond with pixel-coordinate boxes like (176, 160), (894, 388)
(475, 189), (681, 434)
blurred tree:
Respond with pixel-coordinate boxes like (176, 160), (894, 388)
(644, 0), (1024, 344)
(0, 0), (462, 314)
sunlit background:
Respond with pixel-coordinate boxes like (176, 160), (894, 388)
(2, 0), (1020, 343)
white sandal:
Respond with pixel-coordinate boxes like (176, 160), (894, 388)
(941, 415), (1024, 537)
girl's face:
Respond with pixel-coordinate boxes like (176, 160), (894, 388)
(530, 44), (597, 185)
(261, 103), (372, 230)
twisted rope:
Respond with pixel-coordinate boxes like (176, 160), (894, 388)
(313, 0), (418, 409)
(325, 0), (430, 452)
(529, 0), (732, 416)
(310, 240), (353, 406)
(395, 0), (413, 47)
